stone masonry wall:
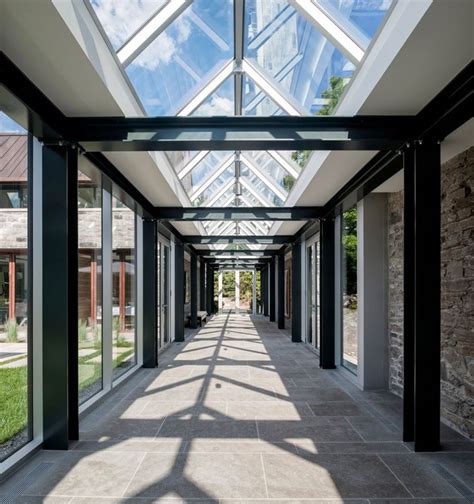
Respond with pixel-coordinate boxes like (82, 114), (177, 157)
(387, 146), (474, 438)
(387, 191), (404, 397)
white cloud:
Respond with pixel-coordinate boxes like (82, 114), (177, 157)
(92, 0), (164, 48)
(131, 15), (192, 70)
(195, 96), (234, 116)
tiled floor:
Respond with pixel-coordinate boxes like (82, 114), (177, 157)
(2, 313), (474, 503)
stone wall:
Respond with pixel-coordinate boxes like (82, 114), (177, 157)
(387, 191), (404, 397)
(387, 146), (474, 438)
(440, 146), (474, 439)
(0, 207), (135, 251)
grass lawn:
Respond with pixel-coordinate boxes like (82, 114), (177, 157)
(0, 366), (28, 445)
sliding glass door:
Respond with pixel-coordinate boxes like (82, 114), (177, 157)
(157, 237), (170, 352)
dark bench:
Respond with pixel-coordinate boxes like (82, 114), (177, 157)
(184, 304), (207, 327)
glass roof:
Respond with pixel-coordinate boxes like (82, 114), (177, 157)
(90, 0), (393, 235)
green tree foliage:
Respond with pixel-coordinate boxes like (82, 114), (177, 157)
(282, 174), (295, 192)
(291, 76), (347, 168)
(342, 208), (357, 296)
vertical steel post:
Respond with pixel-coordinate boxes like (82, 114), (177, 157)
(269, 258), (276, 322)
(291, 242), (302, 342)
(174, 241), (185, 342)
(190, 253), (198, 328)
(277, 254), (285, 329)
(320, 218), (336, 368)
(142, 219), (158, 367)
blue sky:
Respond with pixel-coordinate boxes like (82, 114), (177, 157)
(0, 112), (25, 133)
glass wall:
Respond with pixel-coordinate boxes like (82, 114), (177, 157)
(0, 118), (31, 461)
(78, 168), (103, 404)
(157, 238), (170, 351)
(341, 207), (358, 373)
(112, 195), (136, 381)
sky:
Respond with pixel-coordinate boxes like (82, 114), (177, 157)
(0, 112), (25, 133)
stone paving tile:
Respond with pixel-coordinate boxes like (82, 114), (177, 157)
(4, 314), (474, 502)
(124, 452), (267, 499)
(262, 453), (412, 498)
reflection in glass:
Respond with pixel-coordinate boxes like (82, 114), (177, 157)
(0, 123), (30, 461)
(341, 207), (357, 372)
(126, 0), (233, 115)
(112, 197), (136, 380)
(245, 0), (354, 114)
(78, 169), (103, 404)
(90, 0), (168, 49)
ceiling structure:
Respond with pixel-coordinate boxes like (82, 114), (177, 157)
(1, 0), (472, 266)
(86, 0), (394, 238)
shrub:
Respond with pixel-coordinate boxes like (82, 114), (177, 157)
(78, 319), (88, 342)
(5, 319), (18, 343)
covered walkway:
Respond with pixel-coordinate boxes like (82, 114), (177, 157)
(2, 314), (473, 501)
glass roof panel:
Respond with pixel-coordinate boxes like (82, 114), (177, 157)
(165, 150), (199, 174)
(242, 74), (286, 116)
(192, 165), (234, 206)
(241, 187), (262, 207)
(182, 151), (233, 194)
(191, 76), (234, 116)
(314, 0), (393, 41)
(126, 0), (233, 115)
(244, 151), (297, 193)
(241, 164), (284, 206)
(90, 0), (168, 49)
(245, 0), (355, 114)
(212, 187), (236, 207)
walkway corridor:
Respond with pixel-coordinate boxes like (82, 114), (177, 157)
(2, 314), (473, 502)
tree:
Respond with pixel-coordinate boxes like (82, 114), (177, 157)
(291, 76), (347, 168)
(342, 208), (357, 296)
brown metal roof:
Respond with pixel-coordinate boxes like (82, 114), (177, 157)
(0, 134), (27, 182)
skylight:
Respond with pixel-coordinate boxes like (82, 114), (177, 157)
(89, 0), (393, 234)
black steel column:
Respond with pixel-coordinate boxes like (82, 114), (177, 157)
(291, 242), (301, 342)
(199, 257), (206, 312)
(320, 217), (336, 368)
(269, 258), (276, 321)
(403, 146), (415, 442)
(42, 145), (77, 448)
(143, 219), (158, 368)
(190, 253), (198, 328)
(206, 263), (213, 315)
(67, 147), (78, 441)
(174, 241), (185, 342)
(277, 254), (285, 329)
(263, 266), (269, 317)
(406, 141), (441, 452)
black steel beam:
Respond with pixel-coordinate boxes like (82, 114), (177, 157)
(199, 257), (206, 312)
(142, 219), (158, 368)
(197, 250), (279, 257)
(174, 241), (185, 342)
(323, 150), (403, 217)
(183, 235), (292, 245)
(269, 258), (276, 322)
(320, 217), (336, 369)
(155, 207), (321, 221)
(415, 61), (473, 142)
(291, 242), (302, 342)
(277, 254), (285, 329)
(42, 145), (77, 449)
(190, 253), (198, 329)
(64, 115), (413, 152)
